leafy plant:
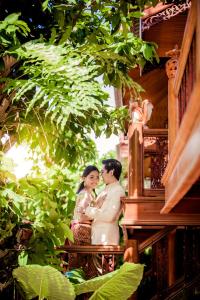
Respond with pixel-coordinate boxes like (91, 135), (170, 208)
(13, 265), (76, 300)
(0, 1), (156, 297)
(13, 262), (144, 300)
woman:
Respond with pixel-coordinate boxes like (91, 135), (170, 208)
(71, 165), (100, 245)
(67, 166), (100, 279)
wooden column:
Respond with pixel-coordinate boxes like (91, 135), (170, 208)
(168, 229), (176, 286)
(128, 123), (143, 197)
(124, 239), (139, 300)
(165, 52), (179, 154)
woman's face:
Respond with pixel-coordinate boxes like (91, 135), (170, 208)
(83, 170), (99, 190)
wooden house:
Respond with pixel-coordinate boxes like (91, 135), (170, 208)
(116, 0), (200, 299)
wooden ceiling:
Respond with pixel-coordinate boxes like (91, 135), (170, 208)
(143, 12), (188, 57)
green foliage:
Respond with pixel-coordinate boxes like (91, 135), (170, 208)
(0, 154), (78, 265)
(13, 265), (76, 300)
(88, 263), (144, 300)
(13, 262), (144, 300)
(1, 1), (158, 167)
(0, 13), (30, 50)
(0, 1), (154, 293)
(65, 268), (86, 284)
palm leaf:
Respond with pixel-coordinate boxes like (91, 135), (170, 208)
(13, 265), (76, 300)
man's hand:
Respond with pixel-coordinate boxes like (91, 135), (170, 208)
(95, 194), (107, 208)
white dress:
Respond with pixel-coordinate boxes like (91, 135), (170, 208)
(85, 181), (125, 245)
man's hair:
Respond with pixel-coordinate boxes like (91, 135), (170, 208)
(102, 159), (122, 180)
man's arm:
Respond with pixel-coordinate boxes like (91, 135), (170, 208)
(85, 188), (124, 222)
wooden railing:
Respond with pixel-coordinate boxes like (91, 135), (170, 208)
(161, 0), (200, 213)
(178, 31), (196, 124)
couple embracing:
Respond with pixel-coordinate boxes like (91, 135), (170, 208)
(71, 159), (125, 247)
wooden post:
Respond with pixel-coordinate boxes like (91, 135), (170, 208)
(165, 53), (179, 154)
(128, 123), (143, 197)
(124, 239), (139, 263)
(124, 239), (139, 300)
(168, 229), (176, 286)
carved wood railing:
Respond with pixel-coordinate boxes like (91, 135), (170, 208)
(178, 31), (196, 124)
(161, 0), (200, 213)
(56, 245), (125, 278)
(128, 125), (168, 198)
(143, 129), (168, 194)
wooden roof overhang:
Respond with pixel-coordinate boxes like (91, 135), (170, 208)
(142, 0), (191, 32)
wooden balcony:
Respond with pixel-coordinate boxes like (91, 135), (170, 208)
(121, 196), (200, 228)
(161, 0), (200, 214)
(123, 118), (200, 228)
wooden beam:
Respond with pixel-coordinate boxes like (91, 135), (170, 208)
(121, 201), (200, 226)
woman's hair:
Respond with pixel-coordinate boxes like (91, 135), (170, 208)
(76, 165), (99, 194)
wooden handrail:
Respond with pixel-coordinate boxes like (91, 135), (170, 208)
(56, 245), (125, 254)
(143, 128), (168, 137)
(121, 196), (164, 203)
(138, 226), (177, 254)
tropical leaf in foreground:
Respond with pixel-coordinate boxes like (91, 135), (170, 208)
(13, 265), (75, 300)
(74, 268), (118, 295)
(88, 263), (144, 300)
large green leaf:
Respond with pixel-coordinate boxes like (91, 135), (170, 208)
(75, 268), (118, 295)
(88, 263), (144, 300)
(13, 265), (76, 300)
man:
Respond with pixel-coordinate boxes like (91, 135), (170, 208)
(85, 159), (125, 245)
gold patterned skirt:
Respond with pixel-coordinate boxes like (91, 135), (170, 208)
(67, 222), (97, 278)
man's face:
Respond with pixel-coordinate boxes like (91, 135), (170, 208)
(101, 164), (113, 184)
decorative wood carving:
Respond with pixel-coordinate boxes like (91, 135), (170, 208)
(142, 0), (191, 32)
(148, 136), (168, 189)
(165, 45), (180, 79)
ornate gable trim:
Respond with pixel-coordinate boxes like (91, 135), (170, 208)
(142, 0), (191, 32)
